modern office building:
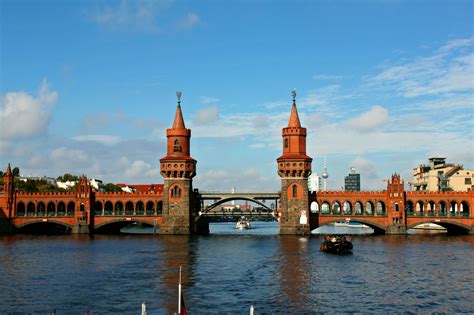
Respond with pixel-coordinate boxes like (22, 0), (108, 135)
(344, 167), (360, 191)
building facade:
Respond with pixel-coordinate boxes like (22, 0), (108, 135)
(344, 168), (360, 191)
(413, 157), (473, 192)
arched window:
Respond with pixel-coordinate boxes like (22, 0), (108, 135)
(343, 201), (351, 214)
(284, 138), (289, 149)
(146, 201), (155, 215)
(354, 202), (362, 215)
(332, 201), (341, 214)
(173, 139), (181, 152)
(321, 202), (330, 214)
(310, 201), (319, 213)
(171, 186), (181, 198)
(292, 185), (298, 198)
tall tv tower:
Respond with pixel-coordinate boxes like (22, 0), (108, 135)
(322, 156), (329, 191)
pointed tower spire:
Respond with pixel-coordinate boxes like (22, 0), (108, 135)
(288, 89), (301, 128)
(172, 91), (186, 130)
(5, 163), (12, 176)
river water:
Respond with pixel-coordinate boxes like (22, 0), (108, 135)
(0, 222), (472, 314)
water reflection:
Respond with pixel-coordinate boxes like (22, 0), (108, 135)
(0, 231), (472, 313)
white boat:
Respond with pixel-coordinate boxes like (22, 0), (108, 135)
(412, 223), (446, 230)
(333, 221), (370, 228)
(236, 216), (251, 229)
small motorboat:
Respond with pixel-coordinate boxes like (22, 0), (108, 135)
(320, 235), (353, 254)
(236, 216), (251, 230)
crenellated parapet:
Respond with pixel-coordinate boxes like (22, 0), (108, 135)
(316, 190), (386, 196)
(16, 192), (76, 197)
(407, 191), (473, 196)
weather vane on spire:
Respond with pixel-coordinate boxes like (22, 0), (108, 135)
(291, 89), (296, 101)
(176, 91), (182, 103)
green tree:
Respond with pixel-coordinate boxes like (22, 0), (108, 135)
(57, 173), (79, 182)
(104, 183), (122, 192)
(12, 167), (20, 177)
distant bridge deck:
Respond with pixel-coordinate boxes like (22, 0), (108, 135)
(199, 192), (280, 200)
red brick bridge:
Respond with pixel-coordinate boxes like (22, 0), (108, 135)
(309, 175), (473, 234)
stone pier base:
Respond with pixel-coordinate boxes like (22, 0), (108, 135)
(385, 223), (407, 235)
(194, 217), (209, 235)
(0, 219), (14, 234)
(71, 223), (90, 234)
(279, 224), (310, 235)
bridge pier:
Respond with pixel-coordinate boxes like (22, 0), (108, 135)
(71, 223), (90, 234)
(386, 223), (407, 235)
(194, 216), (210, 235)
(0, 219), (14, 234)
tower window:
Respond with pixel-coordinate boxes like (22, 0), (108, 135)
(292, 185), (298, 198)
(284, 138), (289, 149)
(171, 186), (181, 198)
(173, 139), (181, 152)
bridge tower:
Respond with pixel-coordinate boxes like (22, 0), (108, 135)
(385, 173), (407, 234)
(3, 164), (14, 218)
(160, 92), (197, 234)
(72, 175), (94, 234)
(277, 90), (313, 235)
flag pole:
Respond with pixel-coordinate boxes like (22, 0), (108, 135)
(178, 266), (182, 314)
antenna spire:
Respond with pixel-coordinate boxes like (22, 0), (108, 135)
(176, 91), (182, 104)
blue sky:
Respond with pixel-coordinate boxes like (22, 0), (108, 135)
(1, 0), (473, 192)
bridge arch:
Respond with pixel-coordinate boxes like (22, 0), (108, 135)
(315, 218), (386, 234)
(203, 196), (272, 213)
(16, 219), (74, 230)
(94, 218), (157, 233)
(407, 220), (471, 234)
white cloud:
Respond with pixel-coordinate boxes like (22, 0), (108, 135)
(312, 74), (346, 80)
(119, 157), (160, 180)
(345, 106), (389, 133)
(73, 135), (121, 146)
(193, 106), (220, 126)
(50, 147), (89, 170)
(176, 12), (200, 31)
(199, 96), (220, 104)
(369, 37), (474, 97)
(0, 79), (58, 140)
(90, 0), (172, 33)
(349, 157), (384, 190)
